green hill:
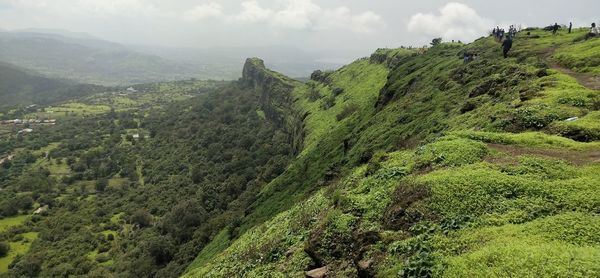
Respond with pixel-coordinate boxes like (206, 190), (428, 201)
(0, 62), (102, 109)
(0, 32), (220, 86)
(183, 28), (600, 277)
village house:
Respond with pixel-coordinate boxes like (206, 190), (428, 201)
(33, 205), (49, 215)
(18, 128), (33, 134)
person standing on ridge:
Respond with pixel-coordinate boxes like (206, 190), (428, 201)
(502, 36), (513, 58)
(588, 23), (599, 39)
(552, 23), (560, 35)
(568, 22), (573, 33)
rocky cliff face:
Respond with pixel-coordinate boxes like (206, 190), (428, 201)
(241, 58), (306, 155)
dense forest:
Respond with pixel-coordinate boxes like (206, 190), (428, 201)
(0, 70), (294, 276)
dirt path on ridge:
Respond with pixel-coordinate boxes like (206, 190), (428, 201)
(544, 48), (600, 90)
(487, 144), (600, 165)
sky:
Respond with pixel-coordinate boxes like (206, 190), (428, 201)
(1, 0), (599, 56)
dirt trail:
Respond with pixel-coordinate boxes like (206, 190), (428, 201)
(487, 144), (600, 165)
(544, 48), (600, 90)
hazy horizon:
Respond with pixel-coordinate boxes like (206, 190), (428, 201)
(2, 0), (599, 61)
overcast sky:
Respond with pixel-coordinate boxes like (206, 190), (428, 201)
(1, 0), (599, 55)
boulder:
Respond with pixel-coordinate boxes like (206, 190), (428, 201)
(306, 266), (328, 278)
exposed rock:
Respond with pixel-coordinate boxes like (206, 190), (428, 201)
(357, 259), (372, 270)
(357, 259), (374, 277)
(240, 57), (305, 155)
(306, 266), (328, 278)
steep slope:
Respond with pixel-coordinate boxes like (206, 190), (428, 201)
(0, 62), (102, 109)
(184, 28), (600, 277)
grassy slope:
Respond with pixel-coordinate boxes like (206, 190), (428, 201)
(185, 29), (600, 277)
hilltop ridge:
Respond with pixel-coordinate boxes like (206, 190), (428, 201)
(184, 27), (600, 277)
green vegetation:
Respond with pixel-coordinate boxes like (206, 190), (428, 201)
(554, 34), (600, 74)
(183, 28), (600, 277)
(0, 232), (38, 272)
(0, 26), (599, 278)
(0, 216), (28, 231)
(0, 59), (295, 277)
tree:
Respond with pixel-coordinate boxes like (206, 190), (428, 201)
(130, 209), (152, 228)
(430, 37), (442, 46)
(95, 178), (108, 192)
(147, 236), (175, 265)
(0, 242), (10, 257)
(159, 200), (207, 242)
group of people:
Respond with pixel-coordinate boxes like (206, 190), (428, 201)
(500, 21), (600, 59)
(463, 52), (478, 64)
(482, 21), (599, 61)
(491, 26), (516, 58)
(492, 25), (518, 42)
(551, 22), (598, 38)
(492, 27), (505, 42)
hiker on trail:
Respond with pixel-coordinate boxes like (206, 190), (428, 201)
(502, 36), (513, 58)
(569, 22), (573, 33)
(552, 23), (560, 35)
(495, 26), (501, 41)
(463, 52), (476, 64)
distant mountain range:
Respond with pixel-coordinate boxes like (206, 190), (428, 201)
(0, 30), (344, 85)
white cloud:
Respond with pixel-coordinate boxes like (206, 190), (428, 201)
(8, 0), (167, 18)
(407, 2), (493, 42)
(230, 1), (272, 23)
(228, 0), (385, 34)
(271, 0), (321, 30)
(183, 2), (223, 22)
(321, 7), (385, 34)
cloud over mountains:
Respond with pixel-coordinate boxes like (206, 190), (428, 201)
(6, 0), (385, 34)
(408, 2), (493, 42)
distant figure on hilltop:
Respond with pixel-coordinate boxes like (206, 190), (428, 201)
(502, 36), (513, 58)
(509, 25), (517, 38)
(569, 22), (573, 33)
(552, 23), (560, 35)
(588, 23), (599, 39)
